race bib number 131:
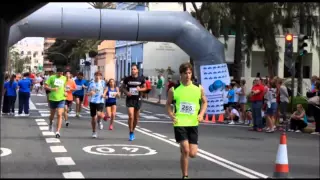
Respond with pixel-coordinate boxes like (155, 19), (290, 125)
(179, 102), (195, 114)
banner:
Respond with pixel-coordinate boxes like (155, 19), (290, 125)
(200, 64), (231, 115)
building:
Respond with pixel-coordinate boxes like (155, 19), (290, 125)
(114, 2), (198, 82)
(14, 38), (44, 73)
(43, 38), (56, 73)
(97, 40), (116, 79)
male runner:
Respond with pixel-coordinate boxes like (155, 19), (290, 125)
(87, 71), (106, 138)
(45, 71), (54, 106)
(166, 62), (207, 179)
(45, 68), (67, 138)
(73, 72), (88, 117)
(64, 70), (76, 127)
(121, 64), (146, 141)
(34, 73), (43, 95)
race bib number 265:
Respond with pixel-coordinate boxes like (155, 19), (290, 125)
(179, 102), (195, 114)
(54, 79), (64, 87)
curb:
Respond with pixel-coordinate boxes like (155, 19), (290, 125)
(142, 100), (166, 107)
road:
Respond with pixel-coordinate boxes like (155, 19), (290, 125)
(1, 92), (319, 178)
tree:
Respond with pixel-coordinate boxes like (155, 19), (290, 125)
(166, 66), (175, 76)
(155, 68), (165, 75)
(8, 47), (31, 73)
(88, 2), (115, 9)
(281, 2), (320, 95)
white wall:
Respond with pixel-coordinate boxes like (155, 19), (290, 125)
(148, 2), (202, 13)
(142, 42), (189, 80)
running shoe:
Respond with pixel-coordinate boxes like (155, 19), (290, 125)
(65, 121), (70, 127)
(129, 132), (135, 141)
(55, 131), (60, 138)
(98, 120), (103, 130)
(109, 124), (113, 130)
(92, 132), (97, 138)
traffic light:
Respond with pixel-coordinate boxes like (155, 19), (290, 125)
(298, 34), (308, 56)
(284, 34), (293, 60)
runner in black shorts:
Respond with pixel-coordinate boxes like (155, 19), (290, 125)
(121, 64), (146, 141)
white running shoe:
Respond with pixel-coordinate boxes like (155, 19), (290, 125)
(98, 120), (103, 130)
(92, 132), (97, 138)
(228, 121), (235, 125)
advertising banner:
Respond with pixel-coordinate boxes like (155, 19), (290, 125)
(200, 64), (231, 115)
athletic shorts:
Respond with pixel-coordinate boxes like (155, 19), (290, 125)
(126, 98), (142, 110)
(65, 100), (73, 107)
(234, 116), (239, 121)
(50, 100), (65, 109)
(74, 95), (84, 102)
(89, 103), (104, 117)
(265, 103), (278, 115)
(174, 126), (198, 145)
(105, 102), (116, 107)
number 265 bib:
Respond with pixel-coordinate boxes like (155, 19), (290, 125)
(179, 102), (195, 114)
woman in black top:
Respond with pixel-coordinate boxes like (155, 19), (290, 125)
(306, 81), (320, 135)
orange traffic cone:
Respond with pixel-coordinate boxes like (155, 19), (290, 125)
(218, 114), (224, 123)
(211, 115), (216, 123)
(83, 95), (89, 107)
(273, 132), (289, 178)
(205, 114), (209, 122)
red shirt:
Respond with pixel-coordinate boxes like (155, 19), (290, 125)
(145, 80), (151, 90)
(251, 84), (265, 102)
(29, 74), (35, 79)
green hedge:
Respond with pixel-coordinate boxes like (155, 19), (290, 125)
(245, 96), (308, 113)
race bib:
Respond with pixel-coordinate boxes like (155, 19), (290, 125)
(109, 92), (117, 98)
(54, 79), (64, 87)
(66, 85), (70, 91)
(129, 88), (139, 96)
(76, 85), (82, 90)
(179, 102), (195, 114)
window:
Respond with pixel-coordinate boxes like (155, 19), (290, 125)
(27, 51), (31, 55)
(20, 51), (24, 55)
(33, 51), (38, 58)
(34, 59), (38, 64)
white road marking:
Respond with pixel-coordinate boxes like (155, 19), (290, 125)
(0, 147), (12, 157)
(116, 112), (124, 115)
(116, 115), (128, 119)
(37, 122), (48, 126)
(45, 138), (61, 143)
(143, 110), (152, 113)
(62, 171), (85, 179)
(35, 119), (46, 122)
(35, 103), (48, 106)
(40, 113), (77, 117)
(140, 128), (152, 132)
(39, 126), (49, 131)
(115, 121), (268, 179)
(156, 114), (169, 117)
(50, 146), (67, 153)
(143, 115), (160, 120)
(82, 144), (157, 156)
(55, 157), (76, 166)
(152, 133), (167, 138)
(29, 99), (37, 110)
(42, 131), (55, 136)
(140, 113), (147, 116)
(169, 138), (176, 142)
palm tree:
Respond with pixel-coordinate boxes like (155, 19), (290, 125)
(88, 2), (115, 9)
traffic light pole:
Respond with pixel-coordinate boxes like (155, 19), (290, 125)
(290, 63), (295, 112)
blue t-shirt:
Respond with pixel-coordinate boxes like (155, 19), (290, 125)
(73, 79), (88, 96)
(4, 81), (18, 96)
(228, 89), (235, 103)
(106, 87), (117, 103)
(18, 78), (32, 93)
(88, 80), (105, 104)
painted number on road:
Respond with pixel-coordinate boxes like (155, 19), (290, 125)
(82, 144), (157, 156)
(0, 147), (12, 157)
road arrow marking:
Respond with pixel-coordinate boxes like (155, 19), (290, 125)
(122, 147), (139, 153)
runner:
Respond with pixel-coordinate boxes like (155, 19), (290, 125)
(34, 73), (43, 95)
(121, 64), (146, 141)
(103, 78), (120, 130)
(87, 71), (106, 138)
(44, 68), (67, 138)
(45, 71), (53, 107)
(64, 70), (76, 127)
(165, 62), (207, 179)
(73, 72), (88, 117)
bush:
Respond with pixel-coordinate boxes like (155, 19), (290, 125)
(287, 96), (308, 112)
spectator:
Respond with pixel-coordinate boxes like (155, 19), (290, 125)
(228, 105), (240, 125)
(307, 81), (320, 135)
(265, 79), (278, 133)
(2, 74), (10, 115)
(144, 77), (152, 99)
(156, 74), (164, 103)
(249, 78), (265, 132)
(278, 79), (289, 122)
(237, 80), (247, 123)
(246, 108), (253, 126)
(288, 104), (308, 132)
(18, 72), (32, 116)
(4, 74), (18, 116)
(310, 75), (318, 92)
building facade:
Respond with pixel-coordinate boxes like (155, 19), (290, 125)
(43, 38), (56, 73)
(14, 38), (44, 73)
(114, 2), (195, 82)
(97, 40), (116, 79)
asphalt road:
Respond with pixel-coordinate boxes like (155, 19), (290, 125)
(1, 92), (319, 178)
